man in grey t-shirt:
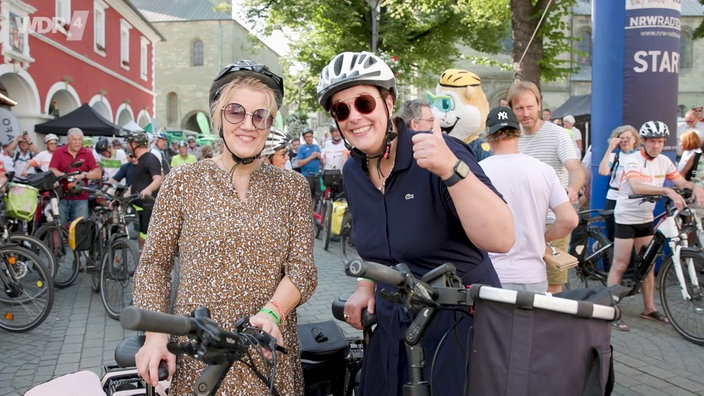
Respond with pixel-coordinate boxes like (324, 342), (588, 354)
(508, 81), (585, 293)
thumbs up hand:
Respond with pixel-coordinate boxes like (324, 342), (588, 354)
(410, 127), (457, 180)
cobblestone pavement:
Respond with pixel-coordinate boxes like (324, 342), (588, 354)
(2, 239), (703, 395)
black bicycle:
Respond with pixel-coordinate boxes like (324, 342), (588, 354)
(119, 306), (286, 396)
(341, 259), (619, 395)
(567, 208), (614, 289)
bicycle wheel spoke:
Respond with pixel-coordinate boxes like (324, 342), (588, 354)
(0, 247), (54, 332)
(659, 252), (704, 345)
(101, 239), (138, 320)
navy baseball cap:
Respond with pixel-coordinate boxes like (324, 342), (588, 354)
(486, 106), (520, 135)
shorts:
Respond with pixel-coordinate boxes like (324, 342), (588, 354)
(614, 221), (654, 239)
(137, 206), (153, 237)
(545, 229), (569, 285)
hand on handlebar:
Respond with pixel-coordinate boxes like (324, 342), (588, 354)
(344, 282), (376, 330)
(134, 332), (176, 387)
(249, 312), (284, 361)
(665, 187), (687, 211)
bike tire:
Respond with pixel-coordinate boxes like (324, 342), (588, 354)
(323, 200), (333, 251)
(33, 224), (80, 289)
(100, 237), (139, 320)
(9, 233), (57, 281)
(90, 249), (101, 293)
(314, 198), (324, 239)
(567, 228), (612, 290)
(658, 249), (704, 345)
(0, 245), (55, 332)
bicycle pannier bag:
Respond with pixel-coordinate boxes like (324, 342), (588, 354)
(468, 285), (618, 396)
(68, 217), (96, 251)
(299, 320), (349, 396)
(544, 242), (579, 271)
(4, 183), (39, 222)
(25, 171), (58, 192)
(331, 200), (348, 236)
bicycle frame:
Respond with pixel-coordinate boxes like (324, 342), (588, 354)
(668, 207), (703, 301)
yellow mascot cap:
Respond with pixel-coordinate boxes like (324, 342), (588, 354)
(438, 69), (482, 88)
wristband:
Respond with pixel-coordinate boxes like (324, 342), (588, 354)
(269, 300), (286, 319)
(259, 308), (280, 326)
(357, 277), (371, 282)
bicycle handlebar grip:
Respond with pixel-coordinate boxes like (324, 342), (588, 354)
(346, 260), (406, 286)
(120, 306), (195, 336)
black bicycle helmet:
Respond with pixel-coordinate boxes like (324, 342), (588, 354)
(261, 128), (292, 157)
(317, 51), (397, 111)
(95, 137), (109, 153)
(639, 120), (670, 138)
(209, 60), (284, 109)
(126, 131), (149, 148)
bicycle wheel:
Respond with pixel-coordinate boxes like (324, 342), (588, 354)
(90, 247), (102, 293)
(323, 200), (333, 251)
(658, 250), (704, 345)
(0, 245), (55, 332)
(9, 234), (57, 281)
(100, 237), (138, 320)
(33, 224), (80, 288)
(567, 228), (611, 289)
(314, 197), (324, 239)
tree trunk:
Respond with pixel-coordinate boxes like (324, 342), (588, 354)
(511, 0), (547, 90)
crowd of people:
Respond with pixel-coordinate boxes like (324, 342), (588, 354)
(10, 51), (703, 394)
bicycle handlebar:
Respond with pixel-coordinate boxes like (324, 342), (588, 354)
(346, 259), (407, 286)
(121, 306), (195, 335)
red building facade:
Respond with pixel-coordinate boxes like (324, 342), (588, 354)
(0, 0), (162, 144)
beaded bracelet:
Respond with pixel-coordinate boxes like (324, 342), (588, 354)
(269, 300), (286, 319)
(259, 308), (281, 326)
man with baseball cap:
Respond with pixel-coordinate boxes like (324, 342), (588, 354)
(478, 106), (578, 293)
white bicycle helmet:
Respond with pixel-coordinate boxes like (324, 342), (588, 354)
(261, 128), (291, 157)
(317, 51), (397, 111)
(44, 133), (59, 143)
(639, 120), (670, 138)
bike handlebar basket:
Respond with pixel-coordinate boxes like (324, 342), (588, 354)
(322, 169), (343, 190)
(4, 183), (39, 222)
(468, 285), (619, 396)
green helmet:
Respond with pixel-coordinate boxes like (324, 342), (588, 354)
(82, 136), (94, 147)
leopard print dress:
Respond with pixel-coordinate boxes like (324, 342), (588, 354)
(133, 159), (317, 395)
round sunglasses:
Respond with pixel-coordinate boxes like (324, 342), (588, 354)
(330, 94), (379, 122)
(221, 103), (273, 130)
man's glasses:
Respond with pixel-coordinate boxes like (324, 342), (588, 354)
(221, 103), (273, 130)
(330, 94), (379, 122)
(418, 117), (435, 123)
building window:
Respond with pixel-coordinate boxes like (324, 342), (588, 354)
(94, 0), (107, 53)
(680, 30), (693, 70)
(120, 19), (132, 68)
(56, 0), (71, 24)
(576, 29), (592, 66)
(140, 37), (149, 80)
(192, 39), (203, 66)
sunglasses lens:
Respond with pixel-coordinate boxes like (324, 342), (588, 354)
(331, 95), (377, 121)
(252, 109), (273, 129)
(223, 103), (246, 124)
(355, 95), (377, 114)
(331, 102), (351, 121)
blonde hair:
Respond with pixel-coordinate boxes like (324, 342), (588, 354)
(506, 81), (541, 109)
(610, 125), (640, 149)
(210, 77), (278, 136)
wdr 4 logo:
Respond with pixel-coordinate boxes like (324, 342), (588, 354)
(15, 11), (89, 41)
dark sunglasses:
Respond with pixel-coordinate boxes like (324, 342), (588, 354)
(221, 103), (273, 130)
(330, 94), (379, 122)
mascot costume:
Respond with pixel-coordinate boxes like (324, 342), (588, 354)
(427, 69), (493, 161)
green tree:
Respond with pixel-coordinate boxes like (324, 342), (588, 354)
(238, 0), (579, 107)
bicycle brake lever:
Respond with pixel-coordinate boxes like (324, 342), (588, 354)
(235, 317), (288, 354)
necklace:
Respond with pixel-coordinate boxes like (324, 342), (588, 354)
(367, 157), (395, 192)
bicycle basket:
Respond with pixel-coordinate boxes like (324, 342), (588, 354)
(4, 183), (39, 222)
(68, 217), (97, 251)
(25, 171), (58, 192)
